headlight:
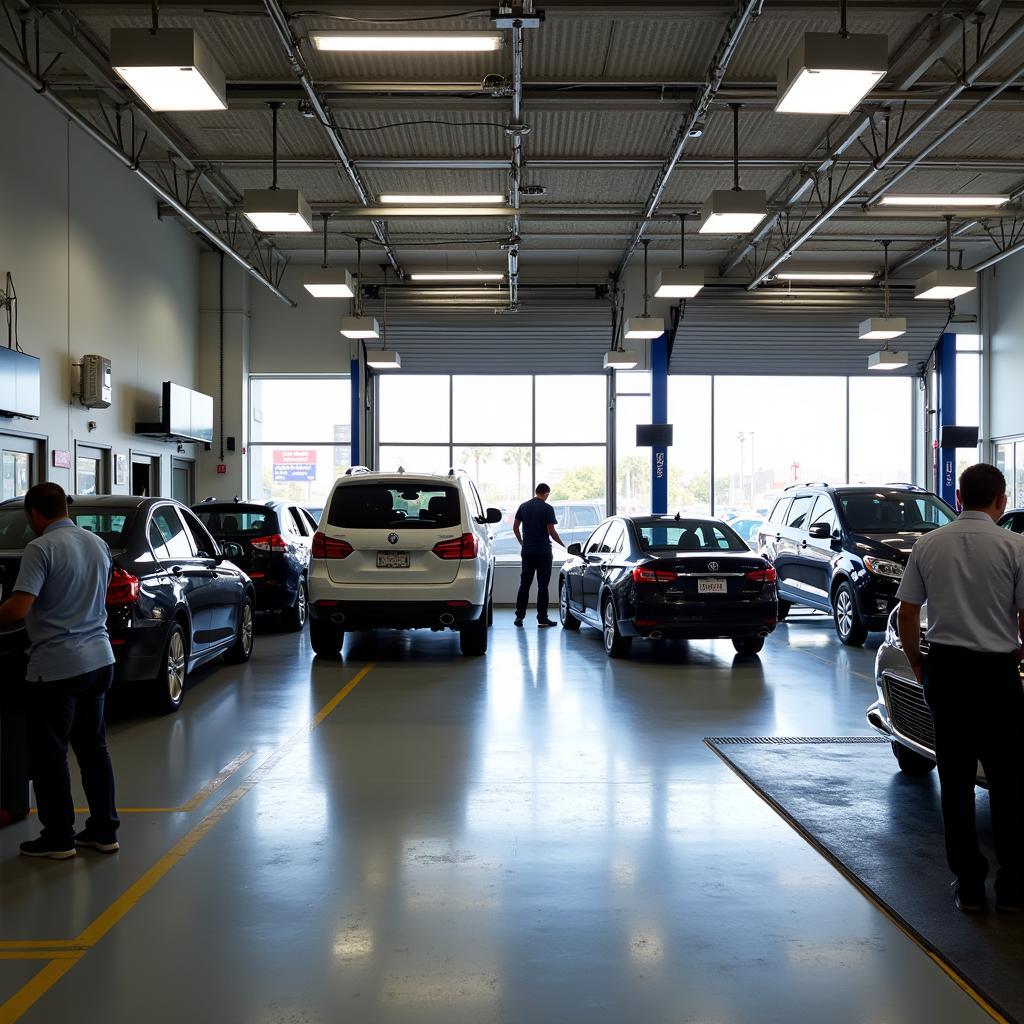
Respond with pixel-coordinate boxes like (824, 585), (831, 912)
(863, 556), (904, 579)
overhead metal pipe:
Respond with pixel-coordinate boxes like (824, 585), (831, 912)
(506, 9), (527, 310)
(614, 0), (765, 280)
(745, 14), (1024, 290)
(0, 44), (296, 306)
(259, 0), (401, 277)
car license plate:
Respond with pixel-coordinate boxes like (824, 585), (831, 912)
(698, 578), (727, 595)
(376, 551), (410, 568)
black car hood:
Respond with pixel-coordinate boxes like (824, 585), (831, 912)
(847, 530), (928, 562)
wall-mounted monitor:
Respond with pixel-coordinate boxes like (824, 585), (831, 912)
(636, 423), (673, 447)
(939, 425), (979, 449)
(136, 381), (214, 443)
(0, 348), (40, 420)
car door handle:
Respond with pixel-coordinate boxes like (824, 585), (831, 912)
(170, 565), (184, 576)
(801, 540), (808, 548)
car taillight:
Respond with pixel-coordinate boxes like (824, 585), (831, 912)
(632, 566), (677, 584)
(106, 568), (140, 606)
(251, 533), (288, 552)
(312, 532), (353, 559)
(432, 533), (478, 559)
(745, 566), (777, 584)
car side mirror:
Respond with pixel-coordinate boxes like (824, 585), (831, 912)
(485, 507), (502, 525)
(566, 543), (583, 556)
(220, 541), (243, 561)
(808, 523), (831, 539)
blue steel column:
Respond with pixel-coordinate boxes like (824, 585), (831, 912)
(350, 358), (361, 467)
(936, 332), (957, 507)
(651, 334), (669, 514)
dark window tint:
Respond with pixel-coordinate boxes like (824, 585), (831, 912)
(328, 484), (461, 530)
(840, 491), (954, 532)
(637, 520), (747, 553)
(70, 512), (129, 547)
(150, 507), (195, 559)
(786, 495), (815, 530)
(0, 511), (37, 550)
(195, 506), (278, 536)
(287, 507), (309, 536)
(179, 508), (218, 558)
(602, 521), (626, 554)
(768, 498), (791, 525)
(1001, 514), (1024, 534)
(583, 523), (609, 555)
(809, 496), (838, 534)
(302, 508), (319, 531)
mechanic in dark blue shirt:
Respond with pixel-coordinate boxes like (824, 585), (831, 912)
(513, 483), (564, 628)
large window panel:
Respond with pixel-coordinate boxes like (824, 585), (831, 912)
(616, 394), (652, 515)
(713, 376), (847, 516)
(250, 377), (349, 443)
(542, 446), (607, 507)
(378, 445), (452, 476)
(248, 445), (349, 509)
(379, 375), (450, 444)
(452, 375), (532, 444)
(535, 376), (606, 443)
(849, 377), (913, 485)
(667, 376), (713, 515)
(453, 446), (532, 509)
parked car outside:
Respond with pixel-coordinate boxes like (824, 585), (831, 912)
(308, 468), (501, 657)
(193, 498), (314, 631)
(491, 500), (606, 557)
(724, 514), (765, 549)
(999, 508), (1024, 534)
(756, 483), (955, 646)
(0, 496), (254, 713)
(558, 514), (778, 658)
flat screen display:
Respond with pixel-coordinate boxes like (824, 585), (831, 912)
(636, 423), (673, 447)
(0, 348), (40, 419)
(165, 382), (214, 443)
(939, 425), (979, 449)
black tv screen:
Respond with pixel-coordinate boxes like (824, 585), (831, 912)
(939, 425), (979, 449)
(0, 348), (40, 420)
(636, 423), (673, 447)
(166, 382), (214, 444)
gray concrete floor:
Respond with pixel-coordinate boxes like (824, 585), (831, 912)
(0, 611), (994, 1023)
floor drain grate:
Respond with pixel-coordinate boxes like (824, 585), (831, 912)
(705, 736), (889, 746)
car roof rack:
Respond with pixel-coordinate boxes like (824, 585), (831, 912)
(883, 482), (926, 491)
(345, 466), (372, 476)
(784, 481), (830, 491)
(447, 467), (469, 477)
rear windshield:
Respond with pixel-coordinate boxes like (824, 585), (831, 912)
(328, 484), (461, 530)
(636, 520), (747, 552)
(194, 507), (278, 535)
(0, 509), (129, 550)
(839, 492), (954, 533)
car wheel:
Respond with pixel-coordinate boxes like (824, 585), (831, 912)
(460, 613), (488, 656)
(732, 635), (765, 656)
(891, 741), (936, 776)
(281, 578), (308, 633)
(602, 598), (632, 659)
(559, 579), (580, 631)
(310, 620), (344, 658)
(224, 596), (255, 664)
(833, 582), (867, 647)
(777, 599), (792, 622)
(152, 622), (188, 714)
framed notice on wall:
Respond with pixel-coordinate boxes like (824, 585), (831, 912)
(114, 452), (128, 487)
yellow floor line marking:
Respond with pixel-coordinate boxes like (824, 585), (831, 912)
(0, 663), (375, 1024)
(0, 943), (83, 951)
(0, 952), (81, 961)
(177, 751), (255, 812)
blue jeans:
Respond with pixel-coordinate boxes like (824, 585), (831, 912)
(516, 549), (553, 621)
(29, 664), (119, 845)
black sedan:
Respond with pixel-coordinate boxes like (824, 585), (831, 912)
(193, 499), (314, 631)
(0, 496), (254, 713)
(558, 515), (778, 657)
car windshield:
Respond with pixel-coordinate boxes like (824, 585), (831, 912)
(194, 507), (278, 536)
(636, 520), (747, 552)
(0, 509), (129, 550)
(328, 484), (461, 530)
(840, 491), (954, 533)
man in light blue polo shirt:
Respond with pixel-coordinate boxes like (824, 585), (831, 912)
(0, 482), (119, 860)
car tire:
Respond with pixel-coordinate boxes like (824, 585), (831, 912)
(602, 597), (632, 659)
(310, 620), (344, 658)
(777, 599), (792, 622)
(891, 741), (936, 776)
(732, 635), (765, 656)
(281, 578), (308, 633)
(224, 596), (255, 664)
(833, 582), (867, 647)
(460, 613), (488, 656)
(559, 579), (580, 631)
(152, 622), (188, 714)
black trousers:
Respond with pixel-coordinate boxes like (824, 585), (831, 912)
(28, 664), (119, 845)
(924, 644), (1024, 894)
(516, 549), (553, 621)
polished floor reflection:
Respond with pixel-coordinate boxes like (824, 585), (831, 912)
(0, 612), (993, 1022)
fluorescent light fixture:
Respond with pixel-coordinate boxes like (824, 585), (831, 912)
(303, 267), (355, 298)
(366, 350), (401, 370)
(243, 189), (313, 233)
(699, 190), (768, 234)
(604, 350), (640, 370)
(878, 194), (1009, 208)
(311, 32), (503, 52)
(340, 316), (380, 340)
(654, 268), (704, 298)
(775, 271), (875, 282)
(775, 32), (887, 115)
(914, 269), (977, 300)
(859, 317), (907, 341)
(409, 272), (505, 282)
(868, 349), (909, 371)
(623, 316), (665, 339)
(111, 28), (227, 111)
(379, 194), (505, 205)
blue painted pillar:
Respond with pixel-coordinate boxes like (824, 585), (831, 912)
(651, 334), (669, 515)
(350, 357), (361, 467)
(936, 332), (957, 507)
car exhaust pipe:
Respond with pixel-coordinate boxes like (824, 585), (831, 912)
(649, 630), (663, 640)
(440, 613), (455, 625)
(331, 612), (346, 625)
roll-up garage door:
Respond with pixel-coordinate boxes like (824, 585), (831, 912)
(668, 288), (950, 376)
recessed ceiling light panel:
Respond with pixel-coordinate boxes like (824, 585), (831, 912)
(914, 269), (977, 300)
(379, 194), (506, 205)
(111, 28), (227, 111)
(409, 273), (505, 281)
(243, 189), (313, 233)
(879, 195), (1009, 208)
(775, 271), (875, 282)
(775, 32), (887, 115)
(654, 268), (705, 298)
(859, 317), (907, 341)
(699, 190), (768, 234)
(312, 32), (503, 52)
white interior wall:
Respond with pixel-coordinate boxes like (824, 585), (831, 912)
(0, 69), (200, 496)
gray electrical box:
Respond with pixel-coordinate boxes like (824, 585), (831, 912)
(80, 354), (112, 409)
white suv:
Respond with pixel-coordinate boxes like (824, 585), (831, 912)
(308, 468), (501, 657)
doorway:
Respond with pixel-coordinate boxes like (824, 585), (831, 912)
(130, 452), (161, 497)
(171, 458), (194, 504)
(75, 443), (111, 495)
(1, 432), (44, 500)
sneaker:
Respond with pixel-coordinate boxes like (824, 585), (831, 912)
(74, 830), (119, 854)
(952, 879), (986, 913)
(19, 837), (76, 861)
(537, 619), (557, 628)
(514, 617), (524, 627)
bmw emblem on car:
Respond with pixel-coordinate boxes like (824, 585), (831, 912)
(388, 532), (400, 545)
(707, 561), (719, 571)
